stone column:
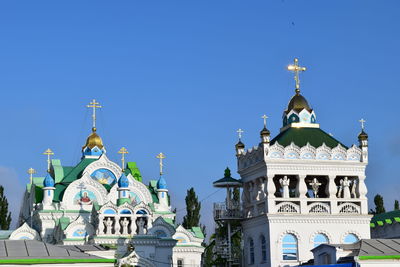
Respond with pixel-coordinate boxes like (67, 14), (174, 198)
(297, 175), (308, 214)
(357, 175), (368, 214)
(328, 175), (338, 214)
(98, 216), (104, 235)
(146, 216), (152, 230)
(266, 174), (276, 213)
(130, 216), (137, 234)
(114, 216), (121, 235)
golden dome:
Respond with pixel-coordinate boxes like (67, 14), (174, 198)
(83, 127), (104, 150)
(286, 89), (312, 112)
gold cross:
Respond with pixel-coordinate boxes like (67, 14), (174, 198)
(287, 58), (306, 92)
(237, 128), (244, 140)
(118, 147), (129, 171)
(27, 168), (36, 184)
(359, 118), (366, 130)
(87, 99), (102, 130)
(43, 148), (54, 172)
(261, 114), (268, 128)
(156, 152), (166, 175)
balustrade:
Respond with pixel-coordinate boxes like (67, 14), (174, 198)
(97, 215), (149, 236)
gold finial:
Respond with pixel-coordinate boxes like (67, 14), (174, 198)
(236, 128), (244, 140)
(118, 147), (129, 171)
(156, 152), (166, 175)
(287, 58), (306, 93)
(27, 168), (36, 184)
(261, 114), (268, 128)
(87, 99), (102, 131)
(359, 118), (366, 131)
(43, 148), (54, 172)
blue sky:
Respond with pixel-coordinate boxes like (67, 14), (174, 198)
(0, 1), (400, 232)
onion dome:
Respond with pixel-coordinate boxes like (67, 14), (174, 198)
(286, 89), (312, 113)
(157, 175), (167, 190)
(235, 140), (245, 150)
(260, 126), (270, 136)
(82, 127), (104, 150)
(358, 130), (368, 140)
(118, 173), (129, 188)
(43, 172), (55, 188)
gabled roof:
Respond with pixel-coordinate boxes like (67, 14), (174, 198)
(191, 227), (205, 239)
(270, 127), (347, 149)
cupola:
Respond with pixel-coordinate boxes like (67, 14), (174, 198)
(82, 127), (106, 158)
(43, 172), (55, 187)
(118, 173), (129, 188)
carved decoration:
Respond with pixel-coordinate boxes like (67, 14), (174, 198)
(9, 222), (41, 241)
(276, 202), (300, 213)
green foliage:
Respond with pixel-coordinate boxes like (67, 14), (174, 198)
(395, 200), (399, 211)
(0, 186), (11, 230)
(374, 194), (386, 214)
(182, 187), (201, 229)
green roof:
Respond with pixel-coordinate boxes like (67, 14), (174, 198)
(55, 217), (70, 230)
(371, 210), (400, 227)
(191, 227), (205, 239)
(270, 127), (347, 149)
(126, 162), (143, 182)
(148, 180), (159, 204)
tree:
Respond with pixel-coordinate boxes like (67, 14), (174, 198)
(374, 194), (386, 214)
(0, 186), (11, 230)
(395, 200), (399, 211)
(182, 187), (201, 229)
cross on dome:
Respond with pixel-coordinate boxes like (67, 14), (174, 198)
(261, 114), (268, 128)
(156, 152), (166, 175)
(287, 58), (306, 93)
(43, 148), (54, 173)
(359, 118), (366, 130)
(87, 99), (102, 130)
(237, 128), (244, 140)
(27, 168), (36, 184)
(118, 147), (129, 171)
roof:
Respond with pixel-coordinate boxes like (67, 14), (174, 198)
(126, 162), (143, 182)
(314, 239), (400, 260)
(0, 240), (114, 264)
(191, 227), (205, 239)
(370, 210), (400, 228)
(0, 231), (12, 240)
(270, 127), (347, 149)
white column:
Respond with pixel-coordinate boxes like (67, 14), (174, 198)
(130, 216), (137, 235)
(114, 216), (121, 235)
(98, 216), (104, 235)
(266, 174), (275, 213)
(297, 175), (308, 214)
(328, 175), (338, 214)
(357, 175), (368, 214)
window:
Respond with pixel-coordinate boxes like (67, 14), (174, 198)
(177, 259), (183, 267)
(260, 235), (267, 262)
(249, 238), (255, 264)
(344, 233), (359, 244)
(314, 233), (329, 247)
(282, 234), (298, 260)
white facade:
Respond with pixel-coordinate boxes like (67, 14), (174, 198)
(238, 87), (371, 266)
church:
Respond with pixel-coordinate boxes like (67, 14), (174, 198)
(12, 100), (204, 266)
(236, 59), (371, 266)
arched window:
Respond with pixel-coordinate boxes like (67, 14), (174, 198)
(314, 233), (329, 248)
(344, 233), (359, 244)
(249, 238), (255, 264)
(282, 234), (298, 260)
(260, 235), (267, 262)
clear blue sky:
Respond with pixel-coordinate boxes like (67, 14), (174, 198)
(0, 1), (399, 232)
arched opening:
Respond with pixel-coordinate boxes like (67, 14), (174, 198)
(344, 233), (359, 244)
(313, 233), (329, 247)
(282, 234), (298, 260)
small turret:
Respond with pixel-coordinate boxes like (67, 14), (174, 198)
(157, 175), (169, 209)
(358, 119), (368, 163)
(235, 129), (245, 156)
(117, 173), (130, 206)
(42, 173), (55, 208)
(260, 115), (271, 144)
